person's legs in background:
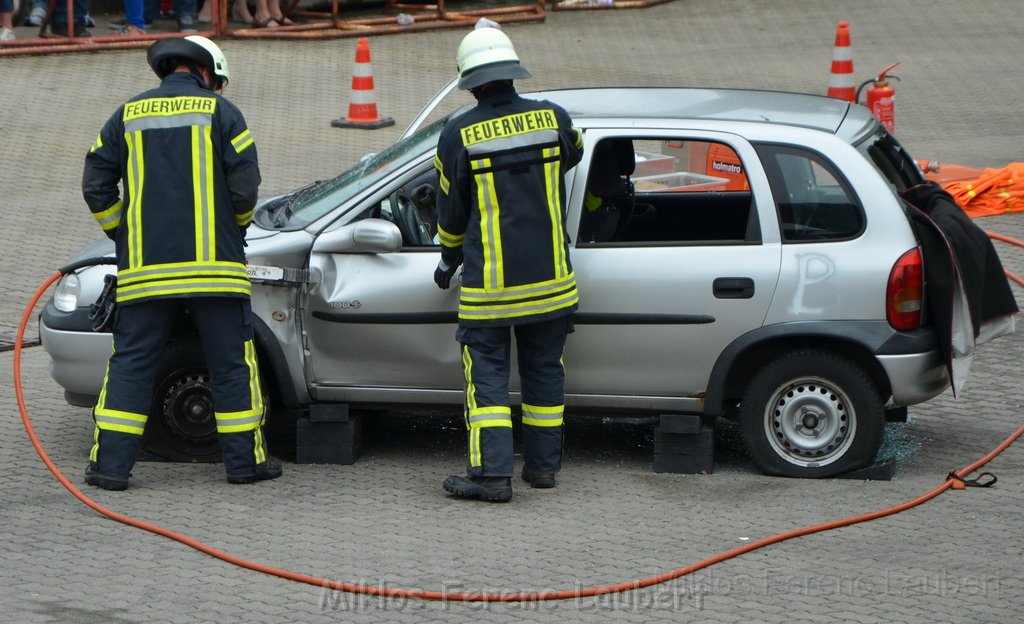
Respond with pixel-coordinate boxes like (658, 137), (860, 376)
(112, 0), (146, 34)
(51, 0), (90, 36)
(1, 0), (15, 41)
(174, 0), (196, 31)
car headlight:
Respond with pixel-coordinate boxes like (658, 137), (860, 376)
(53, 273), (81, 312)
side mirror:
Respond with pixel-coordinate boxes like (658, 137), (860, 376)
(311, 218), (403, 254)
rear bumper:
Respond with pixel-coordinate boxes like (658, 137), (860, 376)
(877, 349), (949, 405)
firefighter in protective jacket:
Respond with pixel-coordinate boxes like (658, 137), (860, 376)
(435, 27), (584, 502)
(81, 36), (282, 490)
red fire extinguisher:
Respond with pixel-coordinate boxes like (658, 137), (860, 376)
(857, 62), (900, 134)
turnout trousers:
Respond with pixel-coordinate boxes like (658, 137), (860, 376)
(456, 316), (573, 477)
(89, 297), (270, 481)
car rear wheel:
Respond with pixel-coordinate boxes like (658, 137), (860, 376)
(739, 350), (884, 478)
(142, 342), (221, 462)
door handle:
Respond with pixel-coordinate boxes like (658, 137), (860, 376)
(713, 277), (755, 299)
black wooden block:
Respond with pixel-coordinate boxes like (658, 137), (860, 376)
(658, 413), (703, 435)
(652, 426), (714, 474)
(296, 413), (362, 464)
(309, 403), (351, 422)
(884, 406), (908, 423)
(834, 458), (895, 481)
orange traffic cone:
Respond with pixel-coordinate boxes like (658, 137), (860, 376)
(332, 38), (395, 130)
(827, 21), (856, 102)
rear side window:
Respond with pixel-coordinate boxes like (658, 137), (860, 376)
(577, 137), (759, 246)
(755, 144), (864, 242)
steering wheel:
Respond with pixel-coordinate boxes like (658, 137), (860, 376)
(389, 189), (432, 245)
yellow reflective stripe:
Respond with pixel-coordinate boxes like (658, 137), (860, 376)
(245, 339), (262, 423)
(473, 159), (503, 290)
(118, 273), (252, 287)
(437, 223), (464, 248)
(459, 288), (579, 321)
(522, 417), (563, 427)
(96, 342), (114, 410)
(231, 128), (254, 154)
(461, 272), (576, 298)
(236, 208), (254, 227)
(90, 346), (113, 460)
(94, 421), (146, 435)
(216, 333), (265, 438)
(118, 260), (249, 283)
(469, 426), (482, 468)
(89, 424), (100, 462)
(470, 419), (514, 428)
(544, 146), (568, 278)
(468, 406), (513, 428)
(572, 127), (583, 150)
(89, 134), (103, 153)
(116, 280), (251, 302)
(215, 409), (263, 433)
(462, 344), (482, 469)
(192, 124), (216, 262)
(434, 154), (450, 195)
(254, 426), (266, 464)
(94, 200), (123, 232)
(116, 274), (251, 288)
(462, 344), (476, 412)
(469, 405), (512, 417)
(94, 407), (147, 435)
(125, 130), (145, 269)
(522, 403), (564, 427)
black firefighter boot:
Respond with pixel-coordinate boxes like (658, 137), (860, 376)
(84, 429), (140, 491)
(220, 430), (283, 484)
(442, 475), (513, 502)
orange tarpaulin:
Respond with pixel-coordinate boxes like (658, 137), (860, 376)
(922, 161), (1024, 218)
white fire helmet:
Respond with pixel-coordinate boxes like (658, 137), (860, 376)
(455, 27), (531, 90)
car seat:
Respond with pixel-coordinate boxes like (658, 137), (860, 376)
(578, 139), (636, 243)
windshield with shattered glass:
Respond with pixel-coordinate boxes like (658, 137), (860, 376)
(254, 117), (447, 230)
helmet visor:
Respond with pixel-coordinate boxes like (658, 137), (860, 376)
(458, 61), (532, 90)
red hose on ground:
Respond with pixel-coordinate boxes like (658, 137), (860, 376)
(987, 231), (1024, 287)
(13, 271), (1023, 602)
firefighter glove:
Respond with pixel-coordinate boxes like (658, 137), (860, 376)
(434, 255), (461, 290)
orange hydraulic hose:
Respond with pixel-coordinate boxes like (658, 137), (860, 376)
(987, 231), (1024, 287)
(13, 270), (1023, 603)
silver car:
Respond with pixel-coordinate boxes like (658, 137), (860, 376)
(40, 85), (949, 478)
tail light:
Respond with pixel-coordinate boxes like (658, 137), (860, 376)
(887, 248), (923, 330)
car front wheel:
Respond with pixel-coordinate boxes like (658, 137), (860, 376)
(739, 350), (884, 478)
(142, 341), (221, 462)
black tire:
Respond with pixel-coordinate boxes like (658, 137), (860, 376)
(739, 350), (884, 478)
(142, 341), (221, 462)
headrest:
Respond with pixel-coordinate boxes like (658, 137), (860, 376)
(609, 138), (635, 176)
(587, 139), (635, 197)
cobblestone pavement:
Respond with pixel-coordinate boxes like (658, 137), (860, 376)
(2, 1), (1023, 622)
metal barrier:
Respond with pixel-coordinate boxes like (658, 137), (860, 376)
(0, 0), (677, 56)
(0, 0), (546, 55)
(0, 0), (219, 56)
(552, 0), (671, 9)
(228, 0), (546, 40)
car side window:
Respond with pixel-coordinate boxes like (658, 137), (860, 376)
(375, 167), (440, 248)
(577, 138), (759, 246)
(754, 143), (864, 242)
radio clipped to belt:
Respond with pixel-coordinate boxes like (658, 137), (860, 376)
(88, 274), (117, 332)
